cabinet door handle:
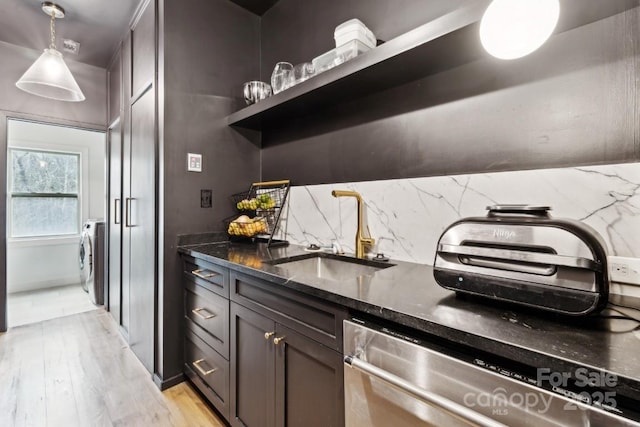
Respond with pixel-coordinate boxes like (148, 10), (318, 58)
(114, 198), (121, 225)
(191, 307), (216, 320)
(264, 331), (275, 340)
(192, 269), (218, 280)
(125, 197), (134, 227)
(192, 359), (217, 376)
(273, 336), (286, 345)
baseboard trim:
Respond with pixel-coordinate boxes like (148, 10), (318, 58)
(153, 372), (185, 390)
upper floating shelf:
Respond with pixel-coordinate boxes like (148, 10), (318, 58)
(229, 0), (280, 16)
(227, 0), (640, 130)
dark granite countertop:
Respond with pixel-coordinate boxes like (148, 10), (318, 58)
(178, 240), (640, 402)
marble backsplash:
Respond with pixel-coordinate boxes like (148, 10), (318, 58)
(277, 162), (640, 265)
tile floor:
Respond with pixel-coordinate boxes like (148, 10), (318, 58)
(7, 283), (100, 327)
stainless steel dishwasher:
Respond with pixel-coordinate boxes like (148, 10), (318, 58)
(343, 319), (640, 427)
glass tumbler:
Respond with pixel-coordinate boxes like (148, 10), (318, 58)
(271, 62), (293, 94)
(292, 62), (315, 85)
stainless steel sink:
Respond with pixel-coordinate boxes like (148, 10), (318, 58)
(266, 253), (393, 282)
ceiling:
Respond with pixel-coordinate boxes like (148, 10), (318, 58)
(0, 0), (141, 68)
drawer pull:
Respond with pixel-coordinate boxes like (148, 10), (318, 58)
(273, 336), (286, 345)
(192, 269), (219, 280)
(264, 331), (275, 340)
(192, 358), (217, 376)
(191, 307), (216, 320)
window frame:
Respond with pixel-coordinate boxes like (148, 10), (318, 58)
(7, 145), (87, 241)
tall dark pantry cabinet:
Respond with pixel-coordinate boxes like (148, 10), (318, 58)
(106, 0), (262, 388)
(107, 0), (157, 374)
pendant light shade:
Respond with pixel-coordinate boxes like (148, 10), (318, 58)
(15, 2), (85, 102)
(16, 48), (85, 102)
(480, 0), (560, 60)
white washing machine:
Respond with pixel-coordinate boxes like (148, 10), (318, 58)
(79, 219), (105, 305)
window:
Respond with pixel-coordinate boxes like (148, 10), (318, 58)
(9, 148), (80, 238)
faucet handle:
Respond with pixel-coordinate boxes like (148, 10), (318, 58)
(362, 225), (375, 247)
(363, 237), (375, 247)
(364, 224), (373, 239)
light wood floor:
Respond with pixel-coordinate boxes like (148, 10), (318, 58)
(8, 283), (99, 327)
(0, 309), (226, 427)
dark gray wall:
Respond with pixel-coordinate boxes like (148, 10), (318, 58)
(157, 0), (260, 381)
(259, 0), (640, 184)
(260, 0), (470, 75)
(0, 40), (107, 332)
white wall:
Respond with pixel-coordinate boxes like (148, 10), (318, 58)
(7, 119), (105, 293)
(285, 162), (640, 262)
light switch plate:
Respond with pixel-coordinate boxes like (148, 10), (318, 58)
(187, 153), (202, 172)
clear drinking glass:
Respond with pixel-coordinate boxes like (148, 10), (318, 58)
(270, 62), (293, 94)
(292, 62), (315, 85)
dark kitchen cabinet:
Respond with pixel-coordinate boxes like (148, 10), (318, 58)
(105, 0), (261, 387)
(125, 0), (156, 374)
(107, 33), (123, 326)
(275, 324), (344, 427)
(230, 271), (346, 351)
(107, 0), (157, 374)
(185, 327), (230, 416)
(126, 87), (156, 373)
(179, 255), (347, 427)
(230, 303), (276, 427)
(108, 46), (122, 126)
(131, 0), (155, 99)
(107, 118), (122, 325)
(182, 255), (231, 419)
(230, 302), (344, 427)
(107, 37), (131, 339)
(230, 271), (346, 427)
(119, 33), (132, 336)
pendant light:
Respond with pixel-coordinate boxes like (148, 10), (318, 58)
(15, 2), (85, 102)
(480, 0), (560, 60)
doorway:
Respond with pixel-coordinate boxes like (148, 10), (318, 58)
(5, 119), (106, 327)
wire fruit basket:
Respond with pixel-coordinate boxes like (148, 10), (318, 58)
(227, 180), (290, 246)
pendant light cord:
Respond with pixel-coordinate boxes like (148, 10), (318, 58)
(49, 12), (56, 49)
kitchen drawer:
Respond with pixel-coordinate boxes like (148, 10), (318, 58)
(185, 280), (229, 359)
(185, 327), (230, 420)
(183, 255), (229, 298)
(230, 271), (347, 352)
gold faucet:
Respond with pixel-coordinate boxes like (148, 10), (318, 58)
(331, 190), (375, 259)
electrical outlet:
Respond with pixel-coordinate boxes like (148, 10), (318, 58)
(608, 256), (640, 286)
(201, 189), (212, 208)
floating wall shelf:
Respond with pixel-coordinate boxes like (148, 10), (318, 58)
(229, 0), (280, 16)
(227, 0), (640, 131)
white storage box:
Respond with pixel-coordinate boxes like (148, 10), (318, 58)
(334, 18), (376, 49)
(312, 40), (372, 74)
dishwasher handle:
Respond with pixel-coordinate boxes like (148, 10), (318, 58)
(344, 355), (508, 427)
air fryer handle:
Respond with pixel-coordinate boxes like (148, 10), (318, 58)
(438, 244), (602, 272)
(486, 205), (551, 217)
